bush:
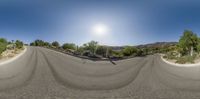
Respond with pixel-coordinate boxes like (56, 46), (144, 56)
(62, 43), (76, 50)
(175, 55), (195, 64)
(111, 50), (123, 58)
(30, 42), (35, 46)
(165, 52), (177, 60)
(122, 46), (138, 56)
(96, 46), (107, 57)
(0, 38), (7, 54)
(136, 49), (144, 56)
(7, 43), (16, 50)
(52, 41), (60, 48)
(0, 42), (7, 54)
(15, 40), (23, 49)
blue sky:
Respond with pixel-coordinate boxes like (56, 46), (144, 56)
(0, 0), (200, 46)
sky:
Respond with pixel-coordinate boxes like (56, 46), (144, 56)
(0, 0), (200, 46)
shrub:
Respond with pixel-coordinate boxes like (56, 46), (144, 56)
(0, 38), (7, 54)
(122, 46), (138, 56)
(52, 41), (60, 48)
(7, 43), (16, 50)
(62, 43), (76, 50)
(96, 46), (107, 57)
(111, 50), (123, 58)
(136, 49), (144, 56)
(175, 55), (195, 64)
(0, 38), (7, 44)
(30, 42), (35, 46)
(0, 42), (7, 54)
(165, 52), (177, 60)
(15, 40), (23, 49)
(83, 41), (98, 54)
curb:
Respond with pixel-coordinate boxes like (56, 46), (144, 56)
(160, 55), (200, 67)
(0, 46), (27, 66)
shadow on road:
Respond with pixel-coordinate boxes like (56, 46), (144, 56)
(108, 56), (116, 65)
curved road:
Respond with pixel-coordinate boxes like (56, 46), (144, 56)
(0, 47), (200, 99)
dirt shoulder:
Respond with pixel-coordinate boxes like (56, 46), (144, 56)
(161, 54), (200, 67)
(0, 46), (27, 65)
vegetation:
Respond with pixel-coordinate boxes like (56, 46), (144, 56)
(52, 41), (60, 48)
(178, 30), (198, 56)
(29, 39), (152, 59)
(95, 45), (107, 57)
(83, 41), (98, 55)
(122, 46), (137, 56)
(27, 38), (181, 62)
(163, 30), (200, 64)
(0, 38), (24, 58)
(62, 43), (76, 50)
(15, 40), (24, 49)
(111, 50), (123, 58)
(0, 38), (8, 54)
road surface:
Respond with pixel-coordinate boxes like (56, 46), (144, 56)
(0, 46), (200, 99)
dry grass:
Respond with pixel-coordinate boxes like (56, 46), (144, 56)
(0, 48), (24, 59)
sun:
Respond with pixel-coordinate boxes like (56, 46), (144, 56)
(92, 24), (108, 36)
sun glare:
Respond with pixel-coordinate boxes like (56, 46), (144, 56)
(92, 24), (108, 36)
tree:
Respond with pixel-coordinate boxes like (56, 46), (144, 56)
(111, 50), (123, 58)
(0, 38), (7, 54)
(136, 48), (144, 56)
(83, 41), (98, 54)
(33, 39), (45, 46)
(96, 46), (107, 57)
(15, 40), (23, 49)
(0, 38), (7, 44)
(52, 41), (60, 48)
(77, 46), (84, 54)
(178, 30), (198, 56)
(62, 43), (76, 50)
(30, 42), (35, 46)
(122, 46), (138, 56)
(44, 42), (50, 47)
(142, 48), (149, 55)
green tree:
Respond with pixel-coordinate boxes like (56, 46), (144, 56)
(77, 46), (84, 54)
(178, 30), (198, 56)
(197, 38), (200, 53)
(34, 39), (45, 46)
(122, 46), (138, 56)
(83, 41), (98, 54)
(44, 42), (50, 47)
(52, 41), (60, 48)
(62, 43), (76, 50)
(111, 50), (123, 58)
(0, 38), (7, 54)
(96, 46), (107, 57)
(30, 42), (35, 46)
(142, 48), (149, 55)
(136, 48), (144, 56)
(15, 40), (23, 49)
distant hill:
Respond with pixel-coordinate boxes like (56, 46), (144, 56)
(109, 42), (178, 51)
(135, 42), (178, 48)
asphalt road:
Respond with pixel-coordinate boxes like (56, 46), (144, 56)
(0, 46), (200, 99)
